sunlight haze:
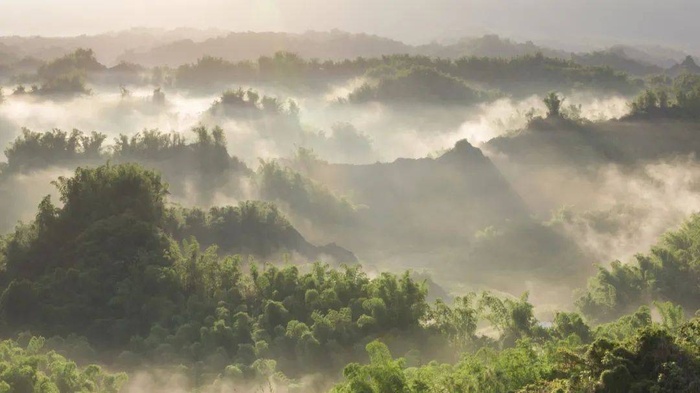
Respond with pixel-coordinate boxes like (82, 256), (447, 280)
(1, 0), (700, 50)
(1, 1), (700, 392)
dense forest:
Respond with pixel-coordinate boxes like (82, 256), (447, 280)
(2, 24), (700, 393)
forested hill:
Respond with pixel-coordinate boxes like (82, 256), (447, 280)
(488, 116), (700, 168)
(164, 203), (357, 263)
(0, 126), (360, 264)
(116, 31), (412, 67)
(114, 31), (683, 75)
(115, 32), (570, 67)
(295, 139), (528, 250)
(486, 74), (700, 168)
(2, 29), (691, 78)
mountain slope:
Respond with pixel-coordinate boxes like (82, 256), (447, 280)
(298, 140), (528, 252)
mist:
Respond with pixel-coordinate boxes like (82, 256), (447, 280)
(2, 11), (700, 392)
(3, 0), (700, 53)
(553, 158), (700, 263)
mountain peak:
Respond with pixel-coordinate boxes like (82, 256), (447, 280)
(682, 55), (698, 67)
(438, 139), (483, 160)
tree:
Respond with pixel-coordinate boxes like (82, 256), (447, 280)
(543, 92), (564, 118)
(152, 87), (165, 105)
(0, 337), (126, 392)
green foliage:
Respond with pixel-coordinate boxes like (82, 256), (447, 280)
(37, 49), (105, 81)
(257, 160), (357, 226)
(0, 337), (126, 392)
(176, 56), (257, 90)
(175, 51), (364, 91)
(37, 71), (90, 95)
(479, 292), (548, 348)
(0, 163), (427, 383)
(333, 339), (551, 393)
(163, 201), (309, 258)
(112, 129), (188, 161)
(4, 128), (106, 173)
(543, 92), (564, 118)
(4, 42), (700, 393)
(425, 295), (479, 351)
(1, 126), (250, 205)
(655, 301), (686, 332)
(3, 167), (699, 390)
(208, 88), (299, 118)
(551, 311), (592, 343)
(125, 260), (429, 378)
(333, 316), (700, 393)
(594, 306), (653, 341)
(576, 261), (647, 323)
(628, 73), (700, 118)
(577, 213), (700, 322)
(448, 52), (638, 95)
(258, 51), (309, 86)
(347, 66), (488, 105)
(173, 51), (639, 97)
(205, 89), (304, 152)
(572, 48), (662, 76)
(26, 49), (104, 96)
(0, 164), (173, 344)
(333, 341), (409, 393)
(113, 126), (247, 202)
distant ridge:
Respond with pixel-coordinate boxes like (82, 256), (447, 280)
(1, 29), (698, 76)
(668, 55), (700, 77)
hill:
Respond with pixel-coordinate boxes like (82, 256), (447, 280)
(572, 47), (663, 76)
(0, 27), (226, 65)
(118, 30), (413, 67)
(668, 55), (700, 77)
(297, 139), (527, 250)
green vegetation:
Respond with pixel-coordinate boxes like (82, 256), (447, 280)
(37, 49), (105, 81)
(31, 48), (103, 95)
(1, 126), (366, 228)
(257, 160), (357, 227)
(332, 317), (700, 392)
(175, 55), (257, 90)
(175, 51), (366, 90)
(543, 92), (565, 118)
(628, 73), (700, 119)
(173, 51), (640, 97)
(0, 164), (406, 383)
(0, 337), (126, 392)
(4, 165), (698, 391)
(2, 126), (248, 202)
(164, 202), (324, 258)
(3, 32), (700, 393)
(577, 213), (700, 322)
(37, 72), (91, 95)
(572, 48), (662, 76)
(208, 88), (300, 118)
(3, 128), (105, 173)
(346, 66), (488, 105)
(1, 130), (700, 391)
(2, 46), (644, 103)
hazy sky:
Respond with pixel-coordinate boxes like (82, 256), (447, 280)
(1, 0), (699, 50)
